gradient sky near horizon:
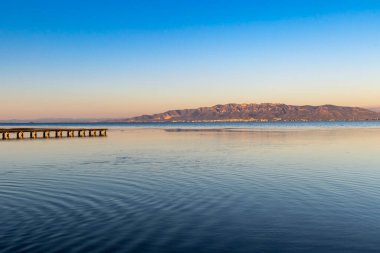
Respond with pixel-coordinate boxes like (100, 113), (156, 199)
(1, 0), (380, 119)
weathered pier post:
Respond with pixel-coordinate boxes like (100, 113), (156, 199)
(43, 131), (50, 138)
(2, 132), (10, 140)
(30, 131), (37, 139)
(55, 130), (63, 138)
(17, 131), (24, 139)
(78, 130), (85, 137)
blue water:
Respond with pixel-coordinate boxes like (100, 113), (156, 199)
(1, 122), (380, 252)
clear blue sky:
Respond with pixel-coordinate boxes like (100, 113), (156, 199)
(1, 0), (380, 119)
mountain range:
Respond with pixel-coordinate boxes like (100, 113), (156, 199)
(123, 103), (380, 122)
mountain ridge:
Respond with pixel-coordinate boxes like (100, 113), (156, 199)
(122, 103), (380, 122)
(368, 107), (380, 113)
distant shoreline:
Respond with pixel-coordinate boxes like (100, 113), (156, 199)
(1, 119), (380, 125)
(115, 118), (380, 124)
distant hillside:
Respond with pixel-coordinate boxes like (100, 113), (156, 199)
(123, 103), (380, 122)
(368, 107), (380, 113)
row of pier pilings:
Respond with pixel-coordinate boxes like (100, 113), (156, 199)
(1, 129), (107, 140)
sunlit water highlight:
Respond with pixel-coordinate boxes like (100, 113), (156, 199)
(1, 122), (380, 252)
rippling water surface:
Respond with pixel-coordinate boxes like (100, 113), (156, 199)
(1, 122), (380, 252)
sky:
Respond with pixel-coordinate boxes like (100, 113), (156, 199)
(1, 0), (380, 119)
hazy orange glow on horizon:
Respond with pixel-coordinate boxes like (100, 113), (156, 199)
(2, 87), (379, 120)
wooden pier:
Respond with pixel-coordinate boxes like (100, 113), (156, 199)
(0, 128), (107, 140)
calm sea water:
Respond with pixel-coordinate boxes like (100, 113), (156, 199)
(1, 122), (380, 253)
